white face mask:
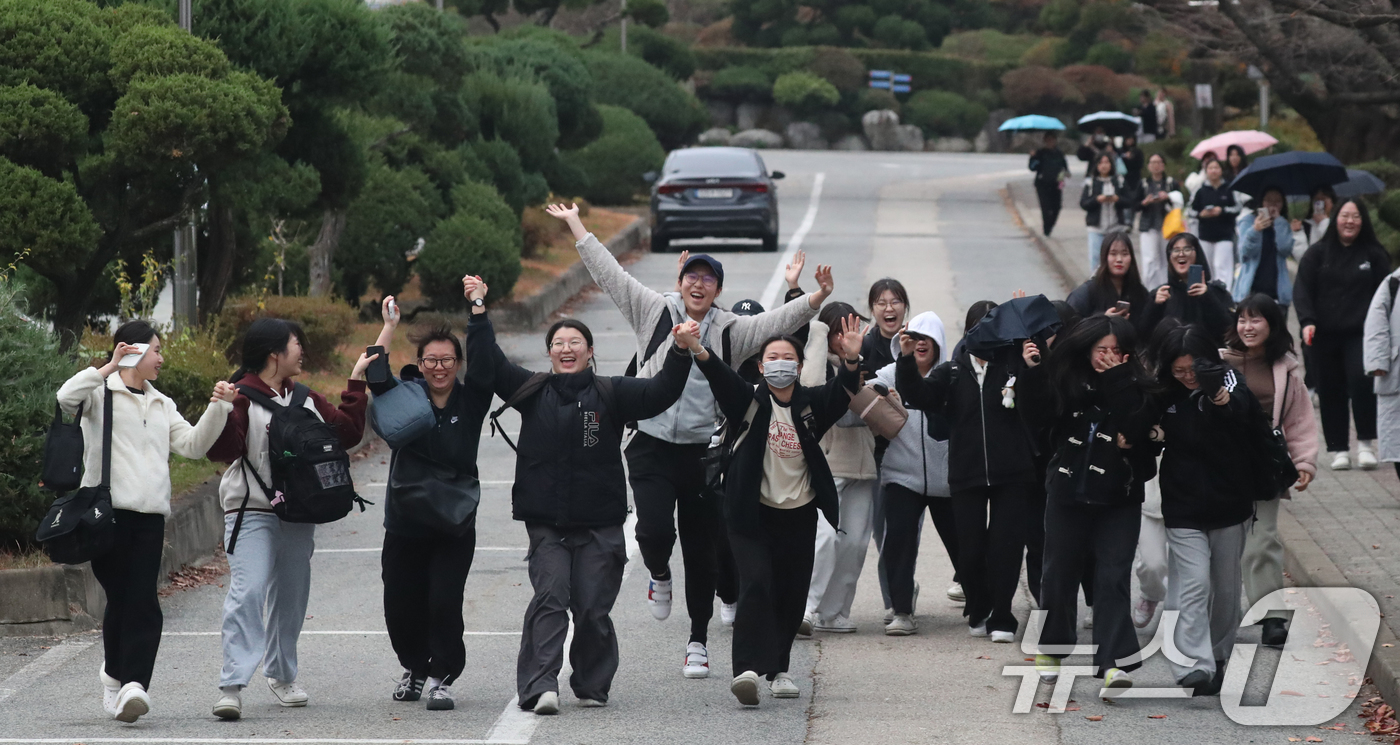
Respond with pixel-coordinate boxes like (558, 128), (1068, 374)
(762, 359), (800, 389)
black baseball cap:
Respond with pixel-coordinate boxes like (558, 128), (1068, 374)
(732, 299), (764, 316)
(680, 254), (724, 288)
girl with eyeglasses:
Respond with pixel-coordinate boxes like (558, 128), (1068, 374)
(1138, 233), (1234, 342)
(362, 293), (496, 711)
(464, 275), (693, 715)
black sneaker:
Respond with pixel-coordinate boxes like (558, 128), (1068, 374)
(1178, 669), (1210, 695)
(1261, 618), (1288, 648)
(426, 685), (454, 711)
(393, 672), (426, 702)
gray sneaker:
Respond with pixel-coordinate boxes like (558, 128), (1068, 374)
(426, 685), (454, 711)
(885, 613), (918, 636)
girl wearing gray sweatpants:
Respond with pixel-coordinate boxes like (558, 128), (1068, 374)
(1151, 325), (1260, 696)
(204, 319), (370, 720)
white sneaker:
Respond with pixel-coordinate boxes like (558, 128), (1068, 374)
(769, 672), (799, 698)
(100, 666), (120, 716)
(990, 630), (1016, 643)
(969, 620), (989, 638)
(267, 678), (309, 707)
(814, 615), (857, 633)
(114, 682), (149, 723)
(882, 607), (895, 625)
(533, 690), (559, 715)
(578, 698), (606, 708)
(885, 613), (918, 636)
(212, 688), (242, 720)
(1331, 451), (1353, 471)
(946, 582), (965, 602)
(798, 613), (814, 637)
(1132, 598), (1159, 628)
(647, 577), (672, 621)
(720, 602), (737, 626)
(682, 642), (710, 679)
(1081, 614), (1094, 630)
(1359, 442), (1379, 470)
(731, 670), (761, 706)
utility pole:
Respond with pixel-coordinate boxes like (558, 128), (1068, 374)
(1248, 65), (1270, 129)
(620, 0), (628, 52)
(172, 0), (198, 330)
(436, 0), (443, 9)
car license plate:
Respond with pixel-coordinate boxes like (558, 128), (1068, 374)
(695, 188), (734, 198)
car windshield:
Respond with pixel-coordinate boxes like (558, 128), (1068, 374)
(664, 149), (762, 178)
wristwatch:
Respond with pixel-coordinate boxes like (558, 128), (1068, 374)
(845, 354), (862, 365)
(472, 298), (485, 308)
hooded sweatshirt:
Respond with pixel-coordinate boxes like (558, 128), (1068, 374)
(1294, 236), (1392, 334)
(872, 312), (951, 497)
(574, 233), (818, 444)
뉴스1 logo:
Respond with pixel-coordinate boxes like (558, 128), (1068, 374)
(1003, 588), (1381, 725)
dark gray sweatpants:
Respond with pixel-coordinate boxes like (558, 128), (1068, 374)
(516, 523), (626, 709)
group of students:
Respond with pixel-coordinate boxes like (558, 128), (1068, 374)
(62, 186), (1400, 723)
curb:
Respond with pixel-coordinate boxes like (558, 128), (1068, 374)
(1001, 183), (1076, 293)
(490, 219), (648, 331)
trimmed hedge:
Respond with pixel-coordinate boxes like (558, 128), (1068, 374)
(584, 51), (707, 150)
(692, 46), (1006, 97)
(416, 211), (521, 308)
(903, 90), (988, 138)
(561, 105), (665, 206)
(218, 295), (358, 372)
(772, 71), (839, 112)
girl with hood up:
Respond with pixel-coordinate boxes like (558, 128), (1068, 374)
(871, 311), (958, 636)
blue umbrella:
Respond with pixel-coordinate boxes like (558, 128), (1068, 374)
(1229, 151), (1348, 198)
(999, 115), (1067, 132)
(1334, 169), (1388, 199)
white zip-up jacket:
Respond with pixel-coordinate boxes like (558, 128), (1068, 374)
(56, 367), (232, 516)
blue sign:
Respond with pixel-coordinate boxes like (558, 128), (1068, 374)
(869, 70), (892, 79)
(893, 74), (912, 83)
(869, 80), (892, 90)
(892, 84), (911, 94)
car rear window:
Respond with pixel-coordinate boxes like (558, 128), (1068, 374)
(664, 149), (762, 178)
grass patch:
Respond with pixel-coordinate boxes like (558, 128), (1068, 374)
(170, 455), (224, 499)
(940, 30), (1044, 66)
(0, 544), (50, 571)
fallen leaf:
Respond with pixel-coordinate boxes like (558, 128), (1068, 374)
(1148, 714), (1167, 719)
(1066, 706), (1081, 711)
(976, 655), (991, 660)
(1375, 545), (1381, 549)
(1305, 738), (1323, 743)
(1386, 644), (1395, 648)
(1288, 738), (1301, 742)
(1024, 657), (1035, 662)
(1085, 715), (1104, 721)
(1035, 702), (1050, 709)
(1281, 690), (1306, 696)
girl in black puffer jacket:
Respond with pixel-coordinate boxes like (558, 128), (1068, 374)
(1022, 315), (1156, 694)
(1150, 324), (1262, 697)
(467, 275), (692, 714)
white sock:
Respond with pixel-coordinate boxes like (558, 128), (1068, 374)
(427, 677), (443, 691)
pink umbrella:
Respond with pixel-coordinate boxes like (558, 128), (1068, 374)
(1190, 130), (1279, 160)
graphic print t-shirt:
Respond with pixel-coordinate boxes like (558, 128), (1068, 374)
(759, 401), (815, 509)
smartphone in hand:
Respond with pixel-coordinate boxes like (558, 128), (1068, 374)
(365, 345), (390, 384)
(117, 343), (150, 368)
(1187, 264), (1204, 287)
(1115, 300), (1132, 313)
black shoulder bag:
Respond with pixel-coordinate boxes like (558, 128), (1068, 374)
(40, 401), (85, 492)
(36, 388), (117, 564)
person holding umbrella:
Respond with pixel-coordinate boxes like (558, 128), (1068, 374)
(895, 296), (1056, 643)
(1295, 199), (1393, 470)
(1030, 132), (1069, 236)
(1188, 158), (1241, 283)
(1076, 127), (1119, 178)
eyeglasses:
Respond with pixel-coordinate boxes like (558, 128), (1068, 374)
(873, 299), (905, 310)
(1169, 247), (1195, 257)
(682, 272), (718, 289)
(419, 357), (459, 370)
(550, 339), (588, 351)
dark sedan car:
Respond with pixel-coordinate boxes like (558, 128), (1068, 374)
(648, 147), (784, 252)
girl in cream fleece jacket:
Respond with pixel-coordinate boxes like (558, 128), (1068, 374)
(56, 321), (234, 723)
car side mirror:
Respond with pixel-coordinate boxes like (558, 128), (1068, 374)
(770, 171), (786, 180)
(642, 171), (658, 183)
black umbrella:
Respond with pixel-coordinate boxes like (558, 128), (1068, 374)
(1334, 169), (1388, 199)
(1228, 151), (1348, 199)
(964, 295), (1062, 359)
(1077, 111), (1141, 139)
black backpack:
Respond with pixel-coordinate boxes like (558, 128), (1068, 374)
(36, 388), (116, 564)
(227, 383), (368, 553)
(488, 372), (616, 452)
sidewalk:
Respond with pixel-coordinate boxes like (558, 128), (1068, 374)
(1006, 178), (1400, 709)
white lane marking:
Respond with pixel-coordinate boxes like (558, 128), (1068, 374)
(483, 511), (639, 743)
(162, 631), (518, 636)
(0, 638), (95, 705)
(317, 547), (524, 554)
(0, 733), (523, 739)
(759, 172), (826, 309)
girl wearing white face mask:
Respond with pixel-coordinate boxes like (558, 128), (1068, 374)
(683, 319), (865, 707)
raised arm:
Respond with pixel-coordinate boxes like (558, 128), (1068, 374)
(612, 326), (694, 423)
(547, 202), (666, 332)
(725, 264), (832, 364)
(167, 383), (235, 459)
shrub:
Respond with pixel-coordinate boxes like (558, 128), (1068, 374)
(155, 325), (232, 422)
(708, 65), (773, 102)
(1084, 42), (1132, 73)
(450, 179), (520, 243)
(856, 88), (901, 115)
(468, 37), (599, 149)
(1134, 31), (1187, 78)
(416, 212), (521, 308)
(338, 164), (445, 302)
(1356, 159), (1400, 190)
(218, 295), (358, 372)
(1379, 190), (1400, 232)
(584, 51), (708, 149)
(1019, 38), (1062, 68)
(805, 47), (866, 92)
(600, 25), (697, 81)
(462, 72), (559, 173)
(940, 30), (1042, 66)
(1060, 65), (1130, 110)
(561, 105), (665, 205)
(772, 71), (840, 113)
(521, 206), (568, 259)
(903, 90), (988, 138)
(461, 138), (529, 215)
(873, 16), (929, 51)
(1000, 66), (1084, 113)
(0, 283), (79, 546)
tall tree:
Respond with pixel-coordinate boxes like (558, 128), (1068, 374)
(0, 0), (286, 340)
(1147, 0), (1400, 161)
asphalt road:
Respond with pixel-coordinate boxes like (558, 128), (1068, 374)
(0, 151), (1381, 744)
